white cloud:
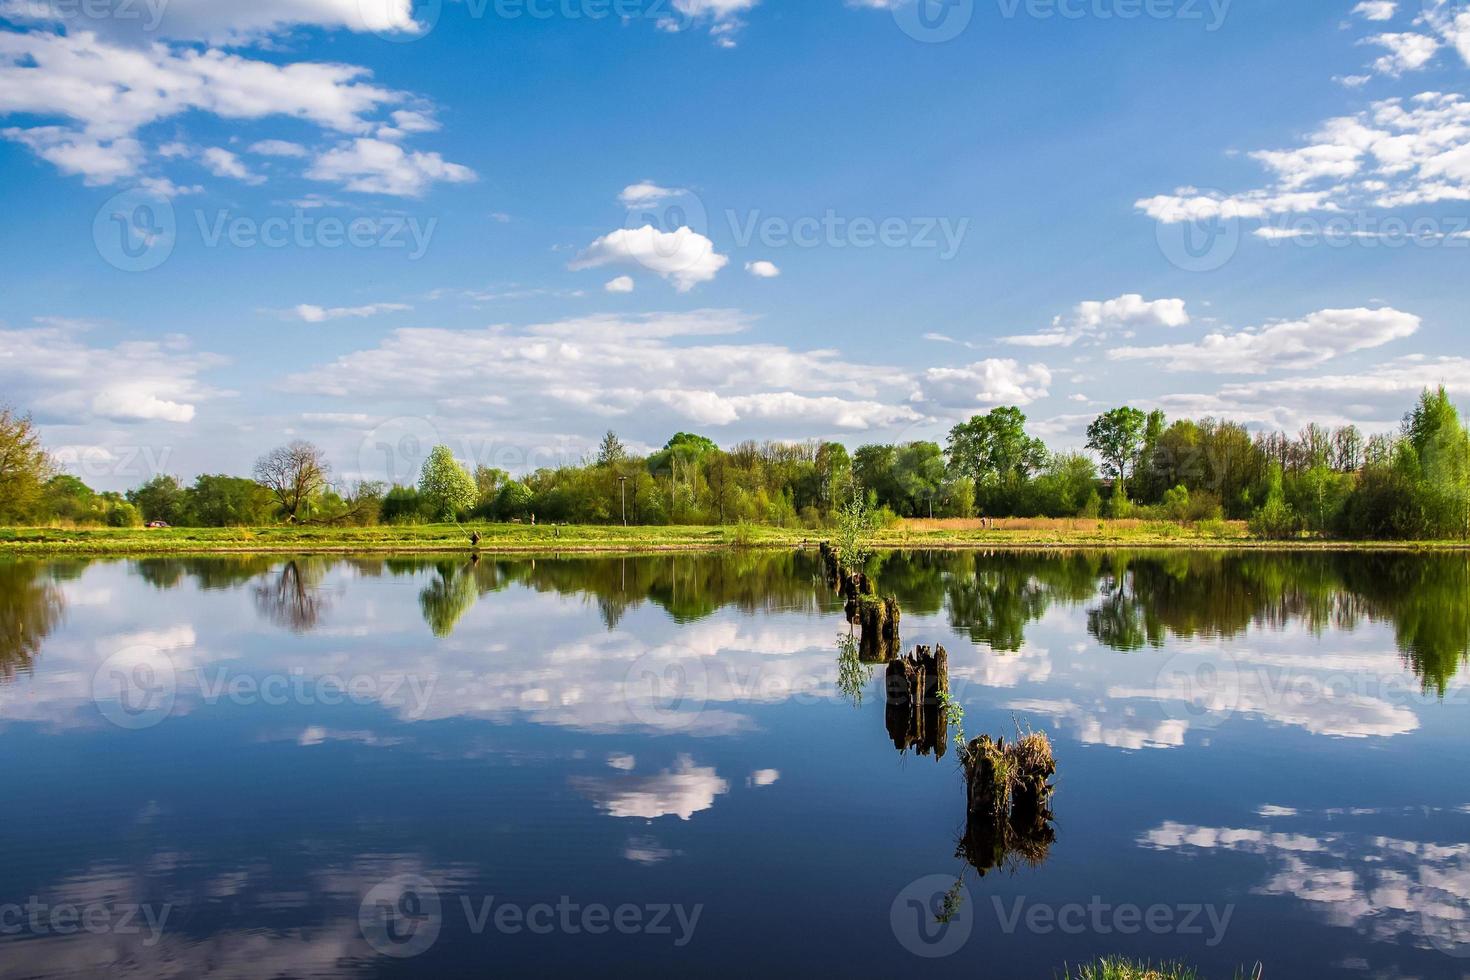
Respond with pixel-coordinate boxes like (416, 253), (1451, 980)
(1107, 307), (1420, 374)
(201, 146), (264, 184)
(1424, 0), (1470, 65)
(604, 276), (636, 293)
(0, 320), (225, 424)
(0, 0), (427, 44)
(0, 126), (143, 185)
(1002, 294), (1188, 347)
(282, 310), (927, 440)
(662, 0), (760, 46)
(745, 260), (781, 278)
(618, 181), (682, 206)
(569, 226), (729, 292)
(1139, 92), (1470, 224)
(1353, 0), (1397, 19)
(1364, 32), (1440, 75)
(306, 138), (476, 197)
(248, 139), (308, 157)
(918, 358), (1053, 410)
(0, 28), (416, 185)
(290, 303), (411, 323)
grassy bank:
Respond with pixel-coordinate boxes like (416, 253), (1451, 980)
(1, 517), (1467, 556)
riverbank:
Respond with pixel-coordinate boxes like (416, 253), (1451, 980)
(2, 519), (1467, 556)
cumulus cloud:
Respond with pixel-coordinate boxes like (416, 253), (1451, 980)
(0, 319), (226, 424)
(305, 138), (476, 197)
(569, 226), (729, 292)
(604, 276), (635, 294)
(1352, 0), (1397, 19)
(918, 359), (1053, 410)
(745, 260), (781, 278)
(1138, 92), (1470, 225)
(1363, 32), (1440, 75)
(0, 25), (463, 189)
(1107, 307), (1420, 374)
(1002, 294), (1189, 348)
(282, 310), (926, 442)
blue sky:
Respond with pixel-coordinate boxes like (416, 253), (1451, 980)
(1, 0), (1468, 489)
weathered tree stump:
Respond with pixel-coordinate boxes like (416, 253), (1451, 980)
(958, 731), (1057, 876)
(884, 644), (949, 758)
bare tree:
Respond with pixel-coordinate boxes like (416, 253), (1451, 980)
(253, 441), (330, 523)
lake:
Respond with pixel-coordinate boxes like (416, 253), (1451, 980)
(1, 550), (1468, 978)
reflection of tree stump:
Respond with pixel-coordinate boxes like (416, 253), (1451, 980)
(855, 595), (901, 661)
(958, 732), (1057, 876)
(820, 541), (871, 603)
(884, 644), (948, 758)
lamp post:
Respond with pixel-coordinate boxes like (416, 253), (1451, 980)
(619, 476), (628, 526)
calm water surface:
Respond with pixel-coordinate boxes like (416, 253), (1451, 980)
(2, 550), (1469, 978)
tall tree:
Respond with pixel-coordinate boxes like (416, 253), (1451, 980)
(596, 430), (627, 467)
(946, 407), (1047, 485)
(1087, 407), (1148, 500)
(253, 441), (330, 523)
(0, 407), (54, 524)
(419, 446), (479, 521)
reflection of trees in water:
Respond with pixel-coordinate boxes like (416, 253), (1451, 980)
(943, 553), (1100, 652)
(1078, 552), (1470, 694)
(22, 549), (1466, 691)
(0, 561), (65, 680)
(132, 557), (279, 591)
(419, 561), (482, 638)
(252, 560), (331, 633)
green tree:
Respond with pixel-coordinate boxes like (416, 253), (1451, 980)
(597, 430), (627, 467)
(0, 407), (54, 523)
(418, 446), (478, 521)
(946, 407), (1047, 485)
(127, 475), (188, 525)
(186, 474), (275, 526)
(1087, 407), (1148, 501)
(494, 480), (535, 520)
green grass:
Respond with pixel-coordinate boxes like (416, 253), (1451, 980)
(1063, 960), (1200, 980)
(1061, 958), (1262, 980)
(0, 519), (1467, 556)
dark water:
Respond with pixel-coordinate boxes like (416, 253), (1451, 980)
(2, 550), (1469, 979)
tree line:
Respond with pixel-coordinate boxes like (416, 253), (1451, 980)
(1, 386), (1467, 539)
